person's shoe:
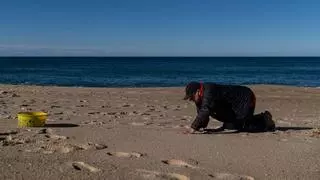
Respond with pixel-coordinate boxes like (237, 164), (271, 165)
(263, 111), (276, 131)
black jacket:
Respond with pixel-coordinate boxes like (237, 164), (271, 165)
(191, 83), (256, 130)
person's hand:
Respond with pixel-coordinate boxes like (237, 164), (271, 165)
(181, 127), (206, 134)
(182, 128), (196, 134)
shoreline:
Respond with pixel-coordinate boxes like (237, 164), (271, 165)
(1, 83), (319, 89)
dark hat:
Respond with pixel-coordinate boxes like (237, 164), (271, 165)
(183, 81), (201, 100)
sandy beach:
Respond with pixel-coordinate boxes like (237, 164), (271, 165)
(0, 84), (319, 180)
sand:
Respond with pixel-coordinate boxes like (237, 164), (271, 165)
(0, 84), (319, 180)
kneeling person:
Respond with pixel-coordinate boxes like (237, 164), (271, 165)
(183, 81), (275, 134)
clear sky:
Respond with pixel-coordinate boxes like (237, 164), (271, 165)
(1, 0), (320, 56)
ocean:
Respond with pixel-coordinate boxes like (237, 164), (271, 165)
(0, 57), (319, 88)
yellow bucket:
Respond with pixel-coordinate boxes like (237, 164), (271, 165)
(17, 112), (48, 127)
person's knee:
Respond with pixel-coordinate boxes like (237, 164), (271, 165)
(222, 122), (240, 130)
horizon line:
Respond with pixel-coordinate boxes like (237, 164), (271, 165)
(1, 55), (320, 58)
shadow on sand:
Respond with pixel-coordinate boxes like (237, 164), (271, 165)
(44, 123), (79, 128)
(275, 126), (313, 131)
(202, 126), (313, 134)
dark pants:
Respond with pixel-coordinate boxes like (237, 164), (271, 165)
(213, 94), (267, 131)
(197, 93), (272, 132)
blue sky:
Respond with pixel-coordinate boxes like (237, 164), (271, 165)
(1, 0), (320, 56)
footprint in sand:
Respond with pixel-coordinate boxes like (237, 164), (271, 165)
(107, 112), (117, 115)
(107, 152), (144, 158)
(22, 99), (36, 104)
(146, 107), (156, 112)
(71, 161), (101, 173)
(38, 128), (54, 134)
(45, 134), (68, 140)
(140, 112), (151, 116)
(0, 130), (18, 136)
(2, 135), (29, 146)
(43, 142), (95, 154)
(172, 125), (189, 129)
(129, 111), (139, 116)
(208, 173), (254, 180)
(56, 146), (75, 154)
(130, 122), (153, 126)
(0, 90), (9, 95)
(40, 144), (76, 154)
(35, 142), (107, 154)
(88, 142), (108, 150)
(157, 122), (172, 127)
(136, 169), (189, 180)
(76, 104), (87, 107)
(81, 120), (106, 126)
(310, 128), (320, 138)
(122, 104), (133, 107)
(162, 159), (198, 169)
(88, 111), (101, 115)
(119, 111), (128, 115)
(21, 107), (33, 111)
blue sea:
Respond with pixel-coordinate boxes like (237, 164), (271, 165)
(0, 57), (319, 87)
